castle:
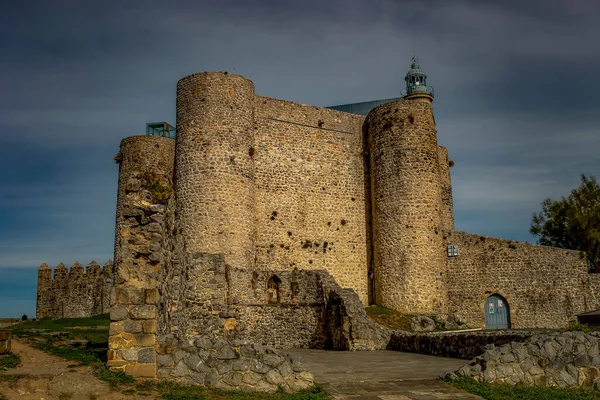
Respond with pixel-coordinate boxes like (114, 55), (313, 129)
(36, 58), (600, 385)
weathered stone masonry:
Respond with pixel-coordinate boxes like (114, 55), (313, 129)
(96, 69), (600, 386)
(446, 232), (600, 329)
(36, 260), (114, 319)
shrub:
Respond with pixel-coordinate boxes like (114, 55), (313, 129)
(0, 353), (20, 370)
(567, 321), (590, 333)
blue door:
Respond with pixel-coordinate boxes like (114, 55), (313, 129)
(485, 294), (510, 329)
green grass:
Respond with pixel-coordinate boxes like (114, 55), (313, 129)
(0, 353), (20, 370)
(31, 342), (101, 366)
(93, 364), (135, 386)
(447, 376), (600, 400)
(11, 315), (109, 344)
(12, 314), (109, 330)
(365, 306), (414, 331)
(566, 322), (591, 333)
(159, 381), (331, 400)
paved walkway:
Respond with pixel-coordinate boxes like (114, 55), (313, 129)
(288, 349), (485, 400)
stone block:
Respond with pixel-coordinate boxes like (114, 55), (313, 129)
(107, 349), (117, 361)
(110, 306), (129, 321)
(216, 346), (238, 360)
(0, 331), (11, 340)
(265, 369), (284, 386)
(124, 363), (157, 378)
(242, 371), (262, 385)
(145, 288), (159, 305)
(222, 371), (243, 387)
(133, 334), (156, 347)
(138, 348), (156, 364)
(121, 349), (138, 361)
(107, 360), (129, 368)
(109, 322), (124, 335)
(130, 305), (157, 320)
(233, 359), (250, 372)
(216, 361), (232, 375)
(118, 287), (145, 305)
(109, 332), (134, 349)
(173, 361), (189, 377)
(142, 319), (157, 334)
(123, 320), (142, 333)
(157, 354), (174, 367)
(251, 359), (270, 374)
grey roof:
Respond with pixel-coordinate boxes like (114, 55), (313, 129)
(326, 98), (401, 116)
(577, 309), (600, 317)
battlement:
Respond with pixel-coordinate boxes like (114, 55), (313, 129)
(36, 260), (114, 319)
(38, 260), (114, 282)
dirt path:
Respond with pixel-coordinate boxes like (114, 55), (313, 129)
(0, 338), (158, 400)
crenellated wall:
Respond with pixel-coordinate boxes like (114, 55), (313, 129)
(36, 260), (114, 319)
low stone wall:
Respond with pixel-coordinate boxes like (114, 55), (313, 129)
(389, 330), (538, 360)
(0, 331), (11, 355)
(448, 331), (600, 389)
(156, 335), (313, 392)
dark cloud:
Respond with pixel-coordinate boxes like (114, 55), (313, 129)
(1, 0), (599, 316)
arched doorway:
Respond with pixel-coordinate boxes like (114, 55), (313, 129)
(485, 294), (510, 329)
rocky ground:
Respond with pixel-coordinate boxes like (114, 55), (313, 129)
(0, 338), (158, 400)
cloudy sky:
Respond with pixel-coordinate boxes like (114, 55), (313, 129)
(1, 0), (599, 317)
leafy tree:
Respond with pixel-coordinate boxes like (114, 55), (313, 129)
(530, 175), (600, 272)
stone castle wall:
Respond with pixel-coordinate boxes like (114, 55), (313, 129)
(253, 96), (369, 304)
(36, 260), (114, 319)
(365, 100), (447, 314)
(108, 134), (175, 377)
(446, 231), (594, 329)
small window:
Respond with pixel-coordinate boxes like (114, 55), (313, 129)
(266, 275), (282, 304)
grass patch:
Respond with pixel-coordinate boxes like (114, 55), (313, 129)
(566, 322), (591, 333)
(31, 342), (100, 366)
(447, 376), (600, 400)
(94, 364), (135, 386)
(0, 353), (20, 370)
(32, 341), (134, 386)
(12, 314), (109, 330)
(11, 315), (109, 345)
(365, 306), (413, 331)
(153, 381), (331, 400)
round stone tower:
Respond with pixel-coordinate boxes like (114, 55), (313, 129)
(113, 135), (176, 266)
(175, 72), (256, 269)
(366, 58), (447, 313)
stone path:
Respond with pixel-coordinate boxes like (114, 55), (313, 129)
(288, 349), (485, 399)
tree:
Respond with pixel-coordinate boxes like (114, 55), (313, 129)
(530, 174), (600, 272)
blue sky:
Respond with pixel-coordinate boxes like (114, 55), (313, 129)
(1, 0), (599, 317)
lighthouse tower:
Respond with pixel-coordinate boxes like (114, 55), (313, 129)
(402, 56), (434, 103)
(366, 56), (447, 313)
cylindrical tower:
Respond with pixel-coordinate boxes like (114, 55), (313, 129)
(175, 72), (256, 269)
(36, 263), (52, 318)
(366, 99), (447, 313)
(113, 135), (176, 266)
